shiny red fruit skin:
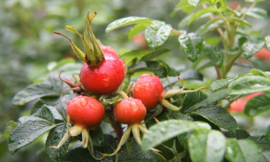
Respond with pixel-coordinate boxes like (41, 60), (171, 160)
(228, 92), (264, 112)
(114, 98), (146, 125)
(254, 48), (270, 61)
(80, 53), (125, 95)
(100, 45), (118, 57)
(132, 73), (163, 110)
(66, 96), (105, 129)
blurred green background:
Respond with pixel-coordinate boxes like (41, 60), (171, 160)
(1, 0), (270, 161)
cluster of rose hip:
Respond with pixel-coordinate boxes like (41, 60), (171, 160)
(50, 12), (206, 159)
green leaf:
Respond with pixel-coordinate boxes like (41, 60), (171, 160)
(265, 36), (270, 51)
(188, 130), (226, 162)
(242, 41), (265, 59)
(128, 23), (151, 40)
(120, 50), (149, 65)
(141, 48), (170, 61)
(219, 6), (241, 16)
(33, 105), (55, 123)
(248, 136), (270, 151)
(226, 17), (252, 27)
(210, 75), (241, 91)
(188, 0), (201, 6)
(245, 7), (268, 20)
(204, 45), (223, 67)
(91, 128), (104, 147)
(145, 60), (180, 78)
(12, 76), (62, 106)
(105, 17), (153, 33)
(64, 147), (113, 162)
(223, 129), (250, 139)
(178, 13), (194, 28)
(183, 89), (229, 113)
(64, 135), (116, 162)
(144, 21), (172, 50)
(176, 0), (196, 13)
(0, 121), (17, 140)
(45, 124), (70, 162)
(201, 17), (223, 33)
(8, 118), (56, 154)
(189, 6), (216, 25)
(205, 37), (222, 46)
(245, 93), (270, 116)
(192, 105), (237, 131)
(119, 139), (165, 162)
(226, 139), (262, 162)
(229, 75), (270, 95)
(178, 33), (203, 62)
(181, 91), (207, 113)
(141, 120), (211, 152)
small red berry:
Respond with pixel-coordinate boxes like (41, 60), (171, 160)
(132, 74), (163, 110)
(66, 96), (105, 129)
(114, 98), (146, 125)
(80, 52), (125, 95)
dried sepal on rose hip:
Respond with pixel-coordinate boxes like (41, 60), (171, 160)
(132, 74), (207, 111)
(103, 97), (160, 157)
(50, 96), (105, 160)
(54, 12), (125, 95)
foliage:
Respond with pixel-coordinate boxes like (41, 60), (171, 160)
(2, 0), (270, 161)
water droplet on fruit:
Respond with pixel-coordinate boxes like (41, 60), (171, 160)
(144, 83), (151, 90)
(134, 85), (140, 91)
(130, 102), (138, 111)
(80, 97), (88, 107)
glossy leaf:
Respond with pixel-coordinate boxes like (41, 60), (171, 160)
(204, 44), (223, 67)
(141, 48), (170, 61)
(242, 41), (265, 59)
(265, 36), (270, 51)
(245, 93), (270, 116)
(229, 75), (270, 95)
(178, 33), (203, 62)
(189, 6), (216, 25)
(141, 120), (211, 152)
(176, 0), (196, 13)
(192, 105), (237, 131)
(12, 77), (62, 106)
(210, 75), (241, 91)
(223, 129), (250, 139)
(144, 21), (172, 50)
(128, 23), (151, 40)
(105, 17), (153, 33)
(226, 17), (252, 27)
(248, 136), (270, 151)
(181, 91), (207, 113)
(183, 89), (229, 113)
(120, 50), (149, 65)
(45, 124), (70, 162)
(145, 60), (180, 78)
(119, 139), (165, 161)
(0, 121), (17, 140)
(201, 18), (223, 33)
(219, 6), (240, 16)
(226, 139), (262, 162)
(188, 130), (226, 162)
(245, 7), (268, 20)
(33, 105), (55, 123)
(8, 118), (56, 154)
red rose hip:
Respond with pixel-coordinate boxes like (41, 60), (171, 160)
(66, 96), (105, 129)
(80, 53), (125, 95)
(114, 98), (146, 125)
(132, 73), (163, 110)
